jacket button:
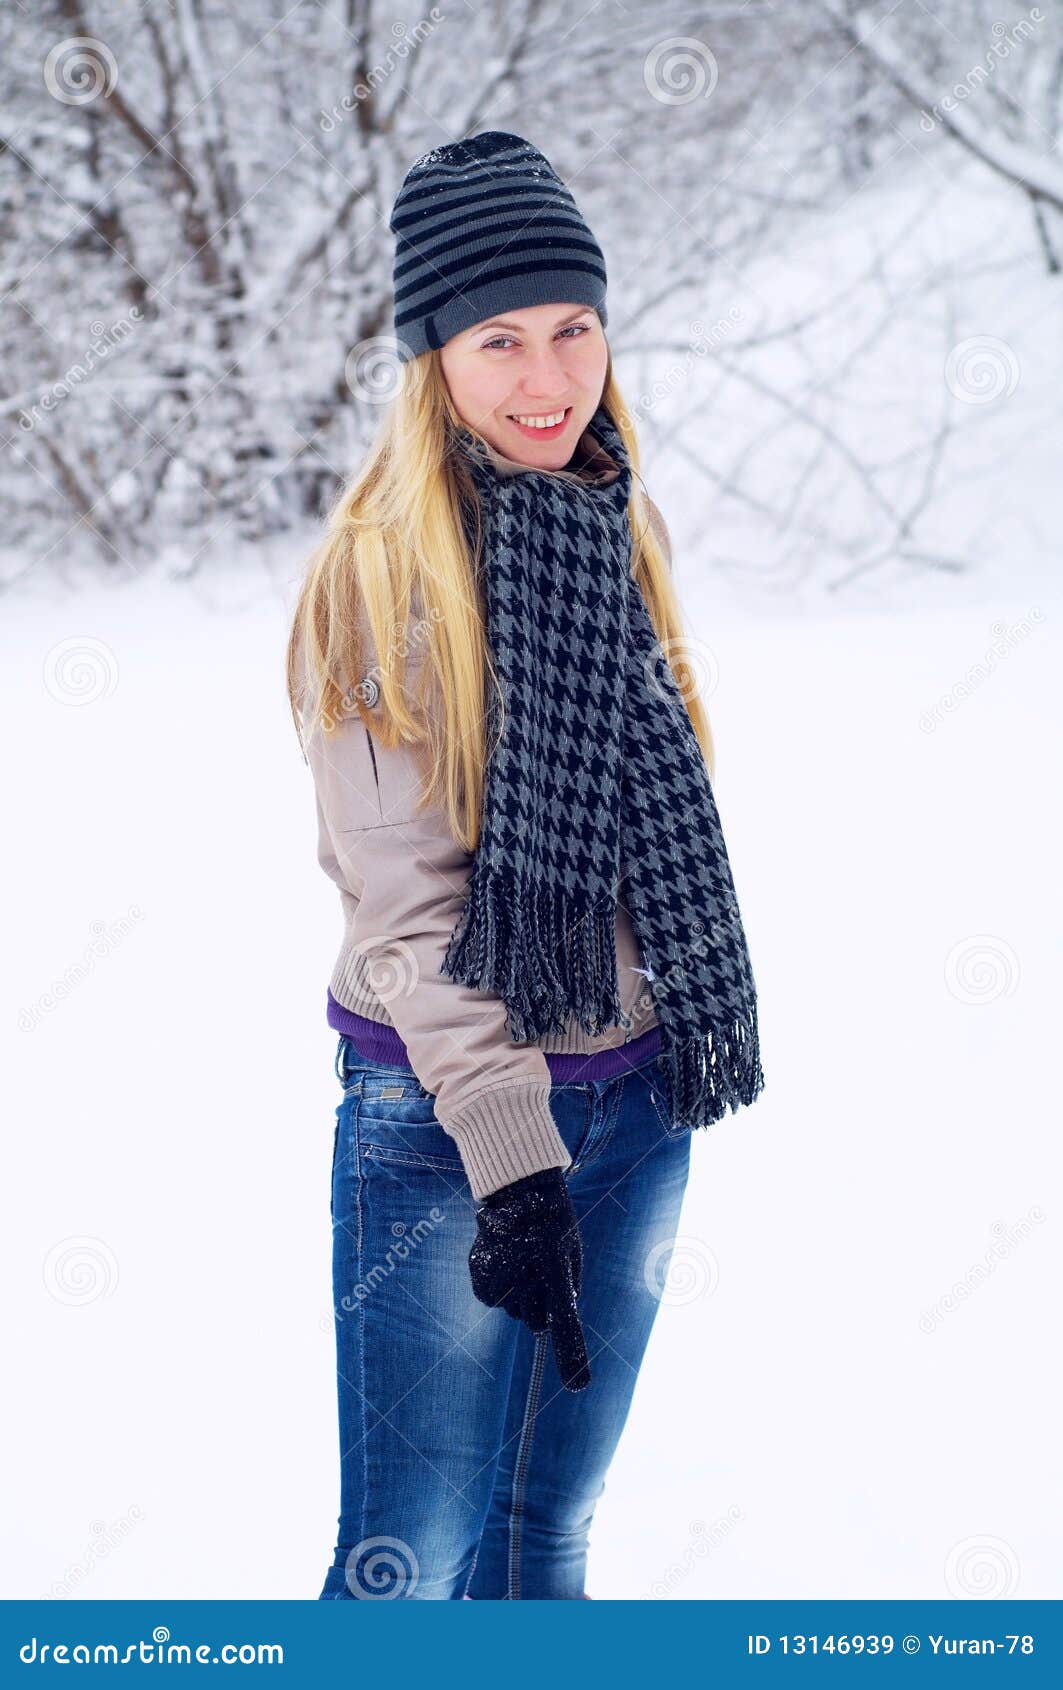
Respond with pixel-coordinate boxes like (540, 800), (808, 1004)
(360, 675), (380, 708)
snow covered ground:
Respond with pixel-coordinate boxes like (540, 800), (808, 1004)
(2, 163), (1059, 1601)
(3, 554), (1057, 1600)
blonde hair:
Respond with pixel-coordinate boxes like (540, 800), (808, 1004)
(286, 350), (715, 853)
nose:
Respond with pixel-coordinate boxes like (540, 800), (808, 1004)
(517, 345), (570, 401)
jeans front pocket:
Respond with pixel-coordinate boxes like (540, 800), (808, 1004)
(545, 1081), (595, 1172)
(630, 1056), (689, 1141)
(329, 1108), (342, 1226)
(354, 1074), (467, 1177)
(361, 1140), (467, 1176)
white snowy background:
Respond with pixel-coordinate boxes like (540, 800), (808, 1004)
(2, 0), (1060, 1601)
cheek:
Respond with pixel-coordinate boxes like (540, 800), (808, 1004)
(440, 349), (509, 418)
(572, 334), (609, 383)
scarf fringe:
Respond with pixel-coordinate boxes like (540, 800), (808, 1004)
(661, 998), (765, 1129)
(441, 866), (623, 1042)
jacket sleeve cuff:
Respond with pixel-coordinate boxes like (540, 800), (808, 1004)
(441, 1079), (572, 1200)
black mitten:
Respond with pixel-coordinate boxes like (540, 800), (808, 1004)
(468, 1167), (591, 1391)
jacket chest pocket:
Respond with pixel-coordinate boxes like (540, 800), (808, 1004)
(350, 655), (437, 830)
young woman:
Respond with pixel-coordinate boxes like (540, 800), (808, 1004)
(287, 131), (765, 1601)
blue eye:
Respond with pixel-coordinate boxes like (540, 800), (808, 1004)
(480, 322), (590, 351)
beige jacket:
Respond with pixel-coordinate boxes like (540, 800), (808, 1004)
(303, 424), (671, 1198)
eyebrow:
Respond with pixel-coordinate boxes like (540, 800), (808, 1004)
(473, 308), (594, 335)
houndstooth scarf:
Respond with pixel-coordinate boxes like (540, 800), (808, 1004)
(441, 401), (765, 1132)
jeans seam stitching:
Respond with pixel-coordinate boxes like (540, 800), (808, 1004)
(355, 1092), (368, 1596)
(507, 1331), (548, 1599)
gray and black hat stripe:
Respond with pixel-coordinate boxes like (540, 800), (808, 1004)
(389, 131), (608, 362)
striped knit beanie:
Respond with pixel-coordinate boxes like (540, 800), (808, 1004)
(389, 130), (608, 363)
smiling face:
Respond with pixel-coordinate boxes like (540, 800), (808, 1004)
(438, 301), (609, 468)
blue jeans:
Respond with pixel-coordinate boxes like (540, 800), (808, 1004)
(319, 1034), (692, 1600)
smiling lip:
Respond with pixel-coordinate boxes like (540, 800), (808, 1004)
(507, 406), (572, 440)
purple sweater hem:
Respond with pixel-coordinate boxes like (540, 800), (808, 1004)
(326, 988), (662, 1084)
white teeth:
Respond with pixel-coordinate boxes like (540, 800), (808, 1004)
(510, 409), (567, 428)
